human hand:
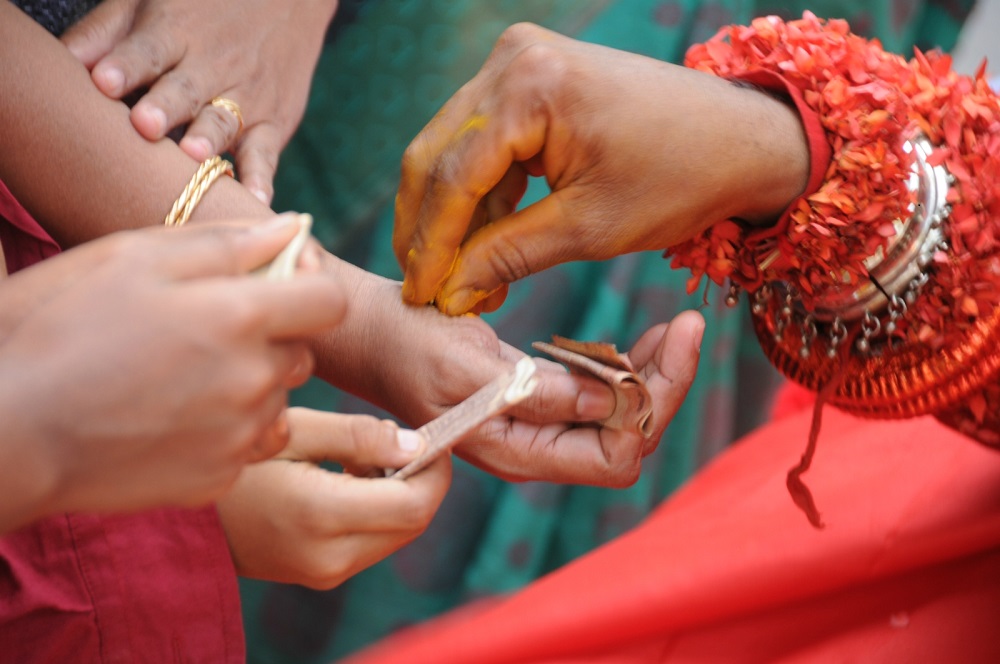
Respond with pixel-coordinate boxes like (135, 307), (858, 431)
(0, 217), (346, 522)
(217, 407), (450, 590)
(61, 0), (337, 204)
(466, 311), (705, 484)
(394, 22), (810, 315)
(314, 261), (703, 486)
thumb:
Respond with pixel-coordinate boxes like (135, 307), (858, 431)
(637, 310), (704, 452)
(435, 192), (588, 316)
(60, 0), (136, 67)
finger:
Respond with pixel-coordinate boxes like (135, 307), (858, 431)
(506, 363), (616, 424)
(461, 417), (615, 485)
(443, 163), (527, 315)
(393, 105), (476, 270)
(398, 111), (548, 306)
(283, 409), (426, 471)
(484, 162), (530, 223)
(200, 274), (348, 339)
(231, 125), (283, 205)
(392, 23), (554, 272)
(87, 12), (184, 103)
(302, 455), (451, 533)
(129, 66), (215, 140)
(636, 310), (705, 450)
(399, 75), (562, 307)
(176, 97), (244, 162)
(627, 323), (671, 368)
(150, 215), (304, 278)
(476, 283), (509, 314)
(434, 193), (586, 316)
(60, 0), (136, 68)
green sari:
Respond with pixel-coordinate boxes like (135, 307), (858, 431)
(241, 2), (972, 661)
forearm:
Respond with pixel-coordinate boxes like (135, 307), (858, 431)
(695, 74), (811, 227)
(0, 4), (443, 430)
(0, 2), (270, 249)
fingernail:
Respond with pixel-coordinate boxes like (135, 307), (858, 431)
(135, 105), (167, 137)
(441, 288), (481, 316)
(180, 136), (213, 162)
(397, 429), (422, 452)
(577, 386), (615, 420)
(693, 321), (705, 353)
(96, 66), (124, 96)
(251, 188), (270, 205)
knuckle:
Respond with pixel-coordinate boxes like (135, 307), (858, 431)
(483, 233), (533, 283)
(400, 137), (430, 180)
(496, 22), (547, 51)
(425, 153), (474, 202)
(222, 299), (268, 339)
(346, 414), (387, 455)
(133, 32), (172, 74)
(605, 457), (642, 488)
(74, 19), (114, 52)
(508, 40), (566, 81)
(202, 107), (237, 146)
(164, 70), (204, 119)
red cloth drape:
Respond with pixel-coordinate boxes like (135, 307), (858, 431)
(347, 401), (1000, 663)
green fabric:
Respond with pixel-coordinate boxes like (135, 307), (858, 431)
(241, 2), (971, 661)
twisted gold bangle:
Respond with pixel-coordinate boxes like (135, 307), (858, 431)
(164, 156), (234, 227)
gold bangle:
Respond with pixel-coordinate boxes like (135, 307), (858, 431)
(164, 156), (234, 227)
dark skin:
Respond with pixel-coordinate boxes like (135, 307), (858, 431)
(61, 0), (339, 205)
(1, 4), (704, 586)
(0, 220), (351, 533)
(394, 23), (810, 315)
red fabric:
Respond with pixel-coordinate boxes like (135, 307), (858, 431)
(770, 380), (816, 421)
(0, 180), (246, 661)
(0, 508), (245, 663)
(0, 178), (60, 274)
(347, 408), (1000, 663)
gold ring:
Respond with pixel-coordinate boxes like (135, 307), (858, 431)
(210, 96), (244, 134)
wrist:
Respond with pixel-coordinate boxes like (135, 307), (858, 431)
(723, 82), (810, 226)
(309, 252), (396, 405)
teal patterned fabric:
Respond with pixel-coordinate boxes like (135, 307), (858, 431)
(241, 2), (972, 661)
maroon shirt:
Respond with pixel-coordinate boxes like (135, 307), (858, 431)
(0, 181), (245, 662)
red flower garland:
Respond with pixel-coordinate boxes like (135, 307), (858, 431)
(669, 12), (1000, 352)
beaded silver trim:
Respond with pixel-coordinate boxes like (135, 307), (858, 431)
(729, 133), (952, 358)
